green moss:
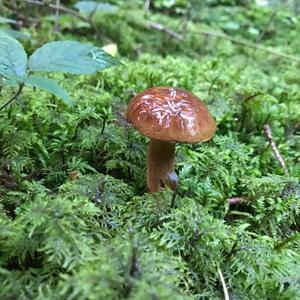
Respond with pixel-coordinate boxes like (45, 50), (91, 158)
(0, 1), (300, 299)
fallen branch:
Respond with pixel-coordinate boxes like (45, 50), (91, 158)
(147, 21), (300, 62)
(148, 22), (184, 41)
(25, 1), (300, 63)
(263, 124), (289, 175)
(191, 29), (300, 63)
(24, 0), (101, 38)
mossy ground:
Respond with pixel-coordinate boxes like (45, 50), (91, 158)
(0, 1), (299, 299)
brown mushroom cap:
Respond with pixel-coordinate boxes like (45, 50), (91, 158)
(126, 86), (216, 143)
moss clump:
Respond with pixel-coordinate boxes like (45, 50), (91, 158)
(0, 1), (300, 299)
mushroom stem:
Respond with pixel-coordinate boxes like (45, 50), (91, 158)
(147, 138), (176, 193)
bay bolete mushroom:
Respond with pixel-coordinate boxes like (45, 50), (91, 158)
(126, 86), (216, 193)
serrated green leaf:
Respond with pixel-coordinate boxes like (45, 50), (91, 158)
(0, 29), (31, 41)
(74, 1), (117, 13)
(0, 16), (17, 24)
(28, 40), (121, 74)
(24, 75), (74, 106)
(0, 76), (20, 87)
(0, 36), (27, 78)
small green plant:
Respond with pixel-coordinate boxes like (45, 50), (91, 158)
(0, 36), (121, 110)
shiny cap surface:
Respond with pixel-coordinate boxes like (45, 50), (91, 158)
(126, 86), (216, 143)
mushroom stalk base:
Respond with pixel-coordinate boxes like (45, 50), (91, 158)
(147, 139), (176, 193)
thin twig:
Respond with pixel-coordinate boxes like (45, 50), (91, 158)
(148, 22), (184, 41)
(24, 0), (101, 38)
(54, 0), (60, 32)
(147, 20), (300, 62)
(263, 124), (289, 175)
(88, 2), (99, 20)
(191, 29), (300, 63)
(256, 11), (277, 43)
(227, 197), (249, 205)
(0, 83), (24, 112)
(218, 266), (230, 300)
(144, 0), (151, 12)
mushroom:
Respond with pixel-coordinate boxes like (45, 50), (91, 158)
(126, 86), (216, 193)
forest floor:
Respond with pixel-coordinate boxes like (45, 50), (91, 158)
(0, 1), (299, 299)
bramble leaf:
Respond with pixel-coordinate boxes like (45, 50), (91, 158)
(0, 16), (17, 24)
(0, 29), (30, 41)
(0, 36), (27, 78)
(28, 40), (121, 74)
(25, 75), (74, 106)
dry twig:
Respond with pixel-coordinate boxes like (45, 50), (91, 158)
(54, 0), (60, 32)
(148, 22), (184, 41)
(227, 197), (248, 205)
(191, 29), (300, 63)
(24, 0), (101, 38)
(147, 20), (300, 62)
(218, 266), (230, 300)
(263, 124), (289, 175)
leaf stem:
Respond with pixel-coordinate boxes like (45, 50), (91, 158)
(263, 124), (289, 175)
(191, 28), (300, 63)
(0, 83), (24, 112)
(100, 115), (108, 135)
